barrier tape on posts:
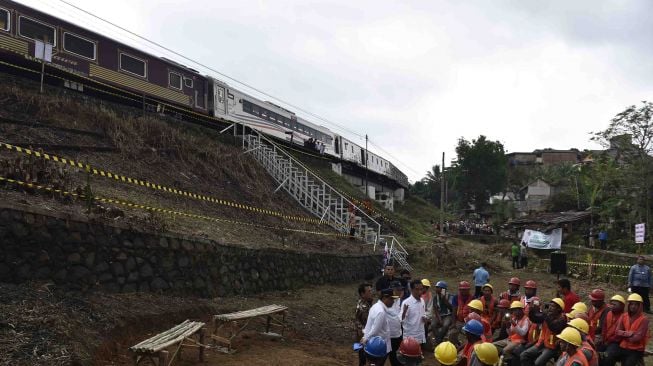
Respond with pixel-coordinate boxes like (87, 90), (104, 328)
(0, 176), (350, 238)
(0, 141), (330, 225)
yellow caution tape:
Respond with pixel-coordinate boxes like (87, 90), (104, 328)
(0, 176), (350, 238)
(543, 258), (631, 270)
(0, 141), (333, 226)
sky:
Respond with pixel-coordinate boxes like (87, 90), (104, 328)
(15, 0), (653, 182)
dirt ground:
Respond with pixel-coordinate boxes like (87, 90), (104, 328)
(3, 238), (650, 366)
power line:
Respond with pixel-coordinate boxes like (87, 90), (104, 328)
(367, 139), (421, 176)
(54, 0), (364, 139)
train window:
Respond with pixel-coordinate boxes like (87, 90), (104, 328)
(261, 109), (267, 118)
(242, 100), (252, 113)
(63, 32), (96, 60)
(228, 93), (234, 99)
(0, 8), (8, 32)
(19, 16), (56, 45)
(184, 77), (193, 88)
(120, 52), (147, 78)
(168, 72), (182, 90)
(252, 105), (260, 115)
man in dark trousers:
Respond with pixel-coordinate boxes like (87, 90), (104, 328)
(628, 256), (652, 313)
(375, 262), (398, 297)
(356, 283), (374, 366)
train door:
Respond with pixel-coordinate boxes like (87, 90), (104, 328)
(215, 86), (227, 115)
(334, 137), (340, 155)
(360, 148), (366, 166)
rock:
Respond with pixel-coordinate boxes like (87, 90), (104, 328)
(35, 267), (51, 279)
(122, 240), (133, 248)
(111, 262), (125, 276)
(37, 250), (50, 263)
(17, 264), (31, 279)
(135, 257), (145, 265)
(140, 263), (153, 278)
(67, 253), (82, 264)
(84, 252), (95, 267)
(151, 277), (169, 290)
(194, 277), (205, 289)
(122, 284), (137, 293)
(178, 256), (190, 268)
(23, 214), (35, 224)
(54, 269), (67, 282)
(116, 252), (128, 261)
(169, 238), (180, 249)
(99, 273), (113, 283)
(181, 240), (193, 251)
(159, 237), (168, 248)
(117, 276), (126, 285)
(138, 282), (150, 292)
(69, 232), (82, 243)
(125, 257), (136, 271)
(70, 265), (90, 280)
(94, 262), (110, 273)
(11, 223), (28, 238)
(161, 256), (175, 271)
(133, 237), (144, 248)
(127, 271), (139, 283)
(251, 269), (259, 280)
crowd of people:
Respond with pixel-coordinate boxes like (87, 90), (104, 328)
(355, 261), (650, 366)
(436, 220), (495, 235)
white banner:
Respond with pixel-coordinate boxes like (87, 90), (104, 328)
(34, 40), (53, 62)
(635, 223), (646, 244)
(521, 228), (562, 250)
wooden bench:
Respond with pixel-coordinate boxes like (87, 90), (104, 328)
(130, 319), (206, 366)
(211, 304), (288, 353)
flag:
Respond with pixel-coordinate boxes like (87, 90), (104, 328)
(381, 242), (389, 273)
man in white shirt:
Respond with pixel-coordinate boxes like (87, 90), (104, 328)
(387, 281), (405, 366)
(402, 279), (427, 345)
(362, 288), (394, 360)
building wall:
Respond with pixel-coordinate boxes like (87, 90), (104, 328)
(0, 203), (381, 297)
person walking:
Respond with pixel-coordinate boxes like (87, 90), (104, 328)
(362, 289), (394, 363)
(356, 283), (374, 366)
(472, 263), (490, 298)
(627, 256), (651, 313)
(598, 230), (608, 250)
(511, 242), (520, 269)
(520, 243), (529, 269)
(402, 280), (427, 346)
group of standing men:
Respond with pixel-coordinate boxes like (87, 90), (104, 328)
(355, 262), (650, 366)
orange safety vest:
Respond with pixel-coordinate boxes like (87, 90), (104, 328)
(481, 318), (492, 340)
(601, 311), (622, 344)
(618, 313), (648, 351)
(580, 340), (598, 366)
(536, 321), (557, 349)
(480, 296), (496, 323)
(460, 340), (483, 366)
(509, 316), (531, 343)
(456, 295), (472, 322)
(588, 305), (607, 339)
(563, 350), (590, 366)
(527, 323), (541, 344)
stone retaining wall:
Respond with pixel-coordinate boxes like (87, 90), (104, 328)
(0, 203), (381, 297)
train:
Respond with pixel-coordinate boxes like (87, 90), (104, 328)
(0, 0), (408, 188)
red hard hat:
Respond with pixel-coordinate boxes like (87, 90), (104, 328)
(498, 299), (511, 308)
(524, 280), (537, 289)
(509, 277), (521, 286)
(459, 281), (471, 290)
(399, 337), (423, 358)
(589, 289), (605, 301)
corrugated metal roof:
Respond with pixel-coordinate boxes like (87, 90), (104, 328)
(507, 211), (591, 226)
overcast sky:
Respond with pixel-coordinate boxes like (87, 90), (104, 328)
(17, 0), (653, 182)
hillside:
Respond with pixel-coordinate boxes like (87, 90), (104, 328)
(0, 73), (363, 254)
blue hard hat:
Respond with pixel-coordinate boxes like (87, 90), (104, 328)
(462, 319), (484, 337)
(365, 336), (387, 358)
(436, 281), (448, 289)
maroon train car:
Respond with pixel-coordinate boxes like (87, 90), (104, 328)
(0, 0), (208, 113)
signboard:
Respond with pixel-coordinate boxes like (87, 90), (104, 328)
(635, 223), (646, 244)
(34, 40), (53, 62)
(521, 228), (562, 250)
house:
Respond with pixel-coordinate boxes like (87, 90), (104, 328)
(513, 179), (554, 214)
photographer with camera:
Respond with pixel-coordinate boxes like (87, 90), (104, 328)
(520, 298), (567, 366)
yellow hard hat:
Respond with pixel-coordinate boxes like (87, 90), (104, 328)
(473, 343), (499, 366)
(628, 293), (644, 303)
(421, 279), (432, 287)
(565, 310), (578, 320)
(434, 341), (458, 365)
(610, 295), (626, 305)
(510, 301), (525, 309)
(468, 299), (484, 312)
(571, 302), (588, 313)
(556, 327), (582, 347)
(482, 283), (494, 292)
(551, 298), (565, 310)
(568, 318), (589, 334)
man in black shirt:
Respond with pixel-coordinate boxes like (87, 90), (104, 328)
(375, 262), (398, 297)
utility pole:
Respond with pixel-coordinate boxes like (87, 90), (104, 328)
(365, 134), (369, 199)
(440, 152), (445, 234)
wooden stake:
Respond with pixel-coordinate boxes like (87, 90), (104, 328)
(199, 329), (206, 361)
(158, 350), (169, 366)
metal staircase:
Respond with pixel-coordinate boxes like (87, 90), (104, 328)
(240, 130), (410, 268)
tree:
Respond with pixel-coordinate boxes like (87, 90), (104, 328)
(592, 101), (653, 241)
(409, 165), (442, 207)
(452, 135), (507, 213)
